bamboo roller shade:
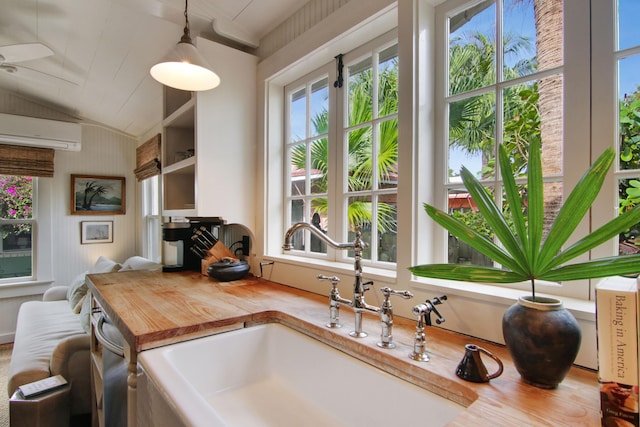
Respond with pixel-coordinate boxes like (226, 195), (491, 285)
(0, 144), (54, 177)
(134, 133), (161, 181)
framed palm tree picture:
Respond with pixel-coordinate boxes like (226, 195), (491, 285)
(70, 174), (125, 215)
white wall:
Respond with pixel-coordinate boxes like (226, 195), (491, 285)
(51, 124), (138, 285)
(0, 91), (139, 343)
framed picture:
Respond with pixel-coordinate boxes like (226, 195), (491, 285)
(71, 175), (125, 215)
(81, 221), (113, 244)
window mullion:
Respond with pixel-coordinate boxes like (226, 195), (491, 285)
(496, 0), (504, 85)
(327, 63), (341, 261)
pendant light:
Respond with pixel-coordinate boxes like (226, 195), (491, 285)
(150, 0), (220, 91)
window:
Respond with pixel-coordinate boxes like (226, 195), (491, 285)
(613, 0), (640, 256)
(344, 44), (399, 263)
(431, 0), (612, 299)
(440, 0), (564, 266)
(0, 175), (35, 281)
(142, 175), (161, 262)
(431, 0), (640, 300)
(286, 74), (330, 255)
(284, 34), (399, 266)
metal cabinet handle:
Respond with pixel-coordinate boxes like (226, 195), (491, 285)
(95, 313), (124, 357)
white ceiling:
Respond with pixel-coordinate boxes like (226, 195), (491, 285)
(0, 0), (309, 138)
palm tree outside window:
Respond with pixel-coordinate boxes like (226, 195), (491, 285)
(443, 0), (564, 267)
(284, 38), (399, 265)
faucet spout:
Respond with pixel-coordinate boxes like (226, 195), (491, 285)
(283, 222), (358, 251)
(283, 221), (369, 304)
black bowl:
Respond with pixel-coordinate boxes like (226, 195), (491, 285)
(207, 259), (249, 282)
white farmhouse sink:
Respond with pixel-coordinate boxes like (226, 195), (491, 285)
(139, 323), (463, 427)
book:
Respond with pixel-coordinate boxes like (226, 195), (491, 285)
(17, 374), (68, 398)
(596, 276), (639, 427)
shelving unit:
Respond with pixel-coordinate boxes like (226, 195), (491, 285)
(160, 37), (258, 231)
(162, 87), (196, 215)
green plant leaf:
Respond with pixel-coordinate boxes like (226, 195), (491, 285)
(459, 166), (528, 272)
(526, 140), (543, 272)
(424, 204), (527, 274)
(536, 147), (615, 271)
(546, 203), (640, 269)
(540, 255), (640, 282)
(498, 143), (529, 258)
(626, 180), (640, 198)
(410, 264), (526, 283)
(413, 144), (640, 295)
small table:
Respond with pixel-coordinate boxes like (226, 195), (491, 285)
(10, 385), (70, 427)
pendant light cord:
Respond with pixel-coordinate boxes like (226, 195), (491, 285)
(180, 0), (193, 44)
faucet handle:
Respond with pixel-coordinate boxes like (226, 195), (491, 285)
(424, 295), (447, 326)
(380, 286), (413, 305)
(409, 303), (431, 362)
(380, 287), (413, 300)
(317, 274), (340, 287)
(361, 280), (374, 293)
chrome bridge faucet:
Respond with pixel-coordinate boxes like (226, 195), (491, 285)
(316, 275), (413, 347)
(285, 222), (409, 339)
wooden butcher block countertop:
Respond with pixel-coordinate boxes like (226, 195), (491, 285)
(86, 270), (599, 426)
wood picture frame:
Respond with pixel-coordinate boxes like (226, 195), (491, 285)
(71, 174), (125, 215)
(81, 221), (113, 244)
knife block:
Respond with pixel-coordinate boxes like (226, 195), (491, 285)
(200, 241), (237, 275)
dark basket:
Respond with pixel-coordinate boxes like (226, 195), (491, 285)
(207, 259), (249, 282)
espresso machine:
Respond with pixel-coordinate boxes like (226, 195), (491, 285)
(162, 217), (224, 272)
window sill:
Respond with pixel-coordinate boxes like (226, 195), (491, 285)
(263, 255), (595, 322)
(409, 277), (595, 322)
(264, 254), (397, 284)
(0, 280), (53, 299)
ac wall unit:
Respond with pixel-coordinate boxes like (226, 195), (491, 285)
(0, 113), (81, 151)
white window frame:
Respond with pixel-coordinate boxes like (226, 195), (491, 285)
(591, 0), (633, 261)
(284, 69), (333, 260)
(341, 40), (400, 266)
(0, 176), (54, 290)
(0, 177), (37, 284)
(282, 31), (399, 270)
(425, 0), (593, 300)
(141, 175), (161, 263)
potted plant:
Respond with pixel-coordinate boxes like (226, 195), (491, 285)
(410, 140), (640, 388)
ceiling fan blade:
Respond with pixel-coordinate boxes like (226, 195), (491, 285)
(0, 43), (54, 63)
(1, 64), (78, 89)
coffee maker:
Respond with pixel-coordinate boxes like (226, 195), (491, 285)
(162, 217), (224, 272)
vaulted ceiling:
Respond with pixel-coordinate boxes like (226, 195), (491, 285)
(0, 0), (309, 137)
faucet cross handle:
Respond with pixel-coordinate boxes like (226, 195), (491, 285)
(377, 288), (413, 349)
(317, 274), (345, 329)
(424, 295), (447, 326)
(409, 303), (431, 362)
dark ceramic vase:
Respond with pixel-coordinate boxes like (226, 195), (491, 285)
(502, 296), (582, 389)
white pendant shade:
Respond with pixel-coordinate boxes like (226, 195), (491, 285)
(150, 41), (220, 91)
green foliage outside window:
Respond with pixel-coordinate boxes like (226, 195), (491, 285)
(618, 90), (640, 245)
(449, 32), (539, 179)
(291, 57), (399, 235)
(0, 175), (33, 238)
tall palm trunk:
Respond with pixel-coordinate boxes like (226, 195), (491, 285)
(533, 0), (563, 233)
